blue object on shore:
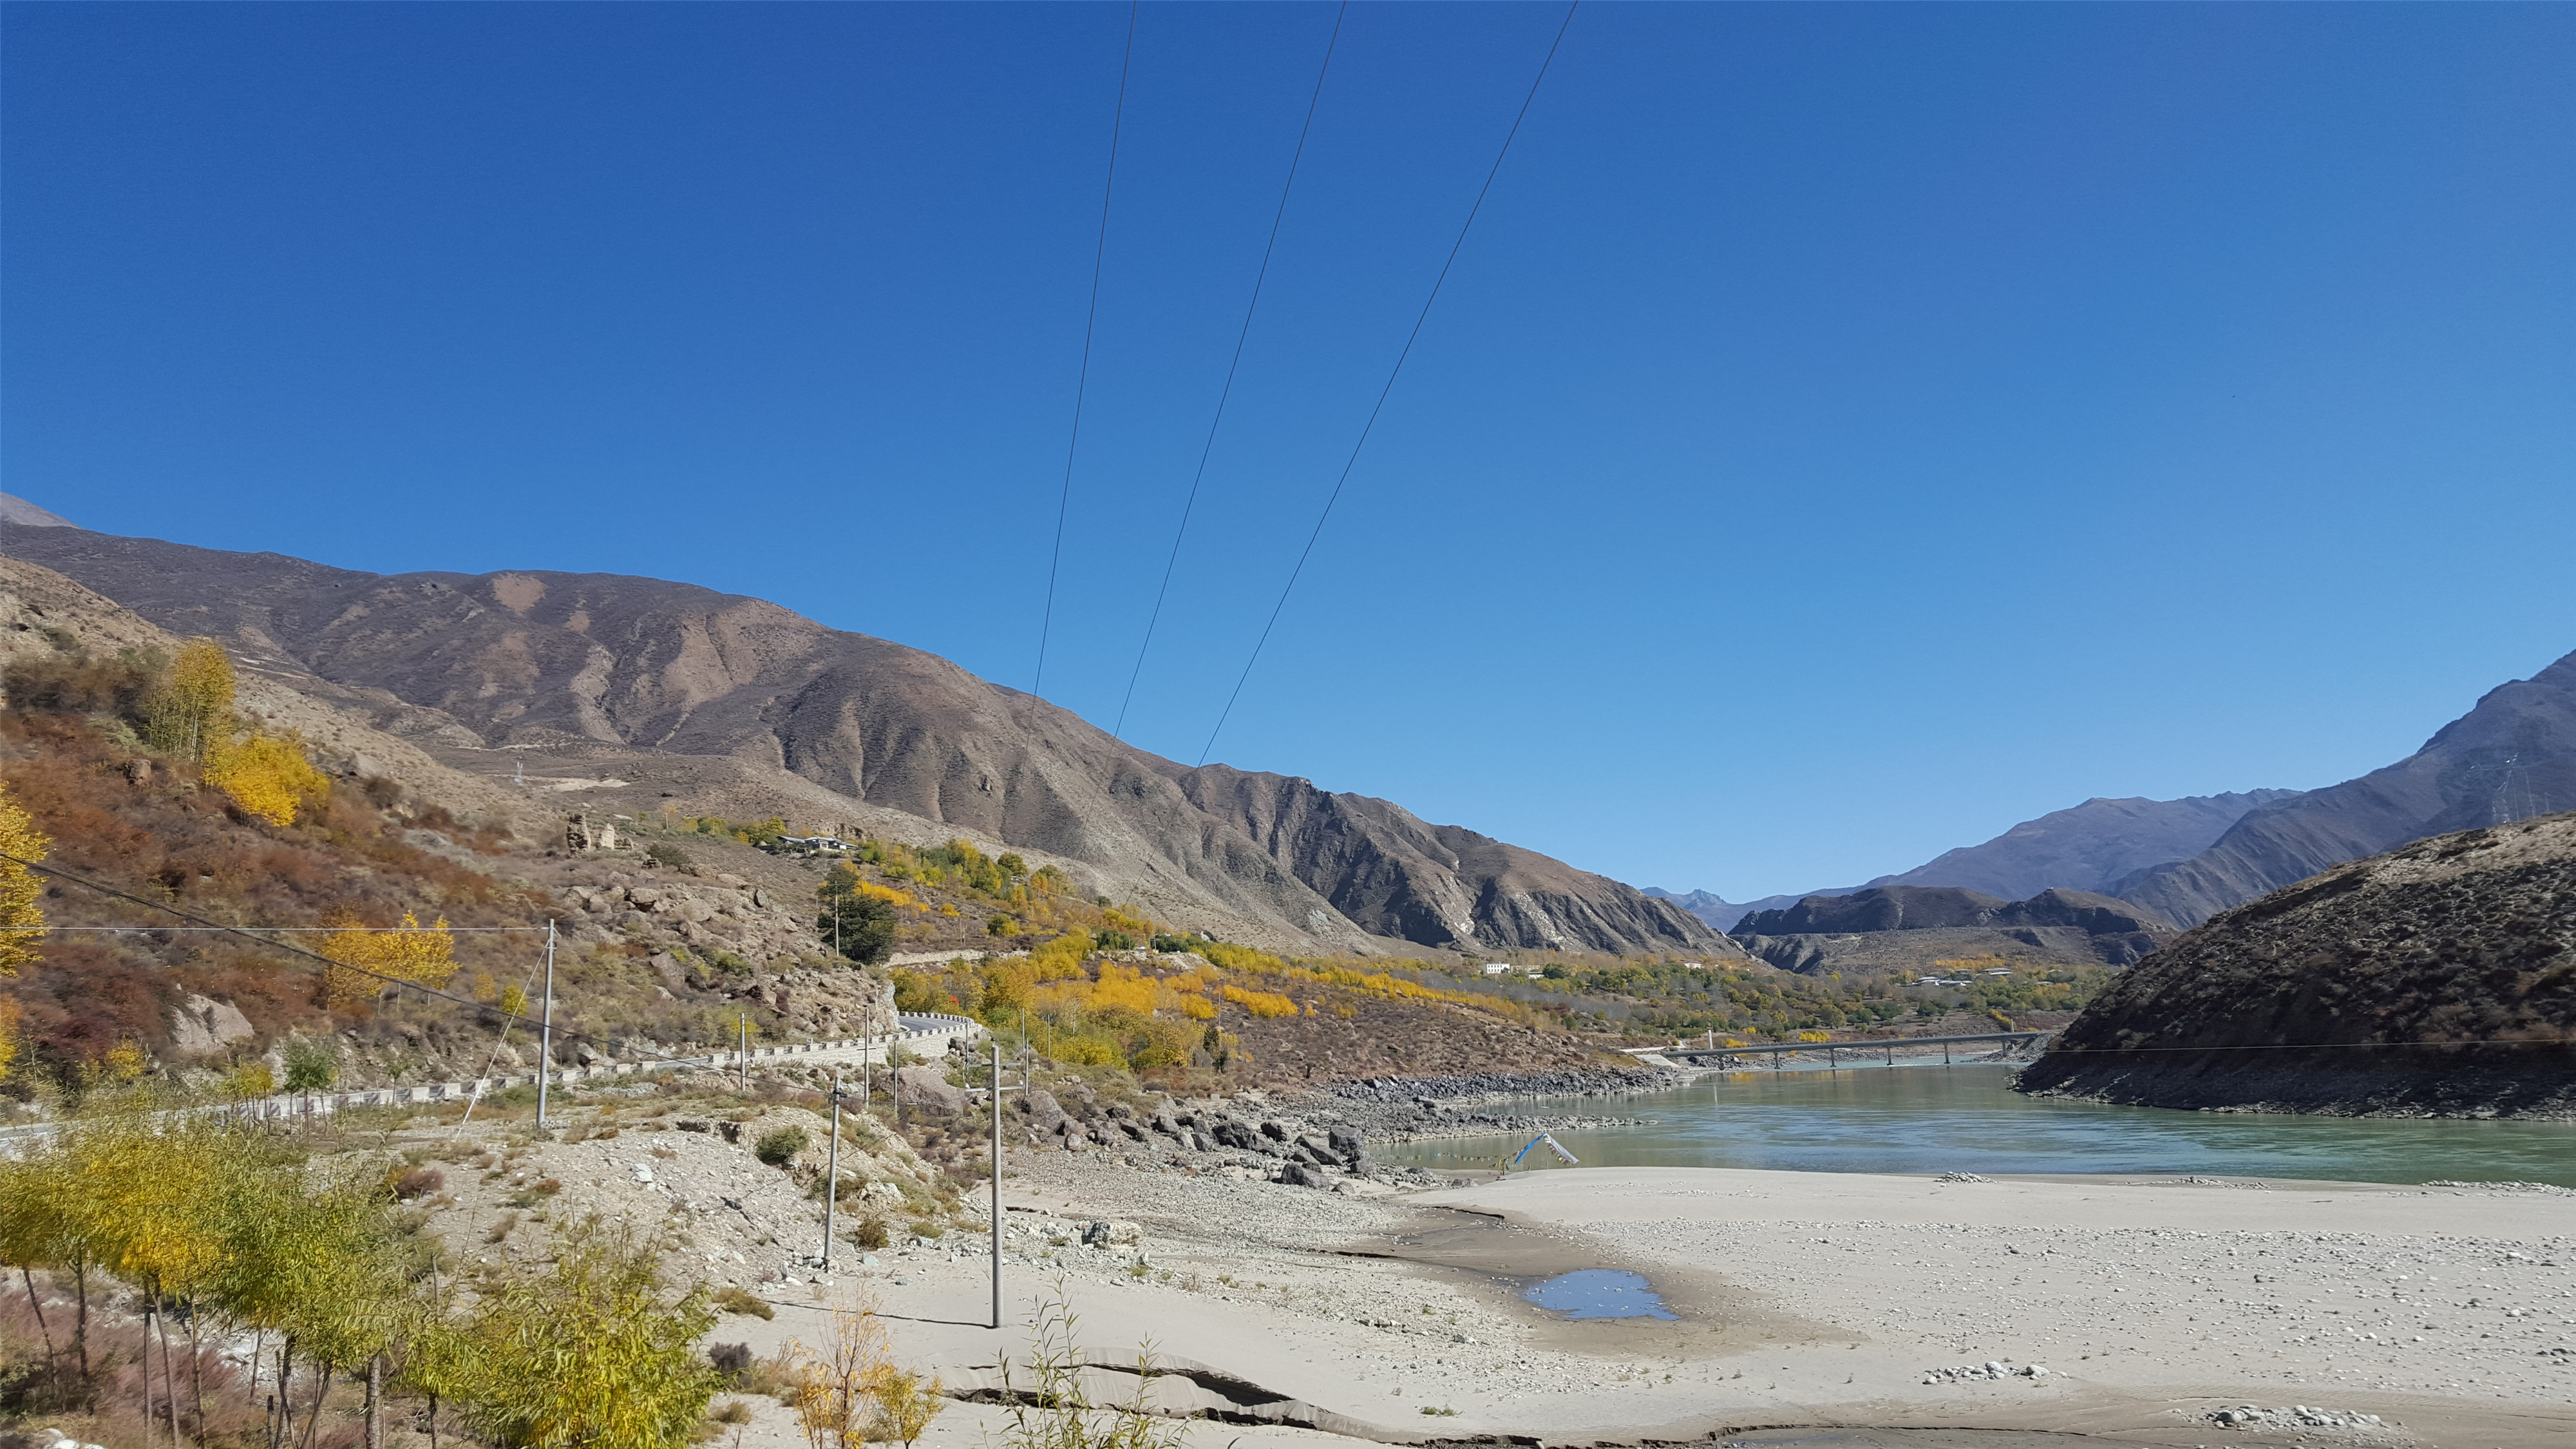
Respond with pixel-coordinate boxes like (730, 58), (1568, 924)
(1522, 1269), (1677, 1320)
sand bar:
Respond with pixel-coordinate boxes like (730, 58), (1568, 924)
(709, 1160), (2576, 1449)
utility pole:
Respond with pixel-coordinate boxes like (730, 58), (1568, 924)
(990, 1037), (1003, 1331)
(823, 1067), (841, 1274)
(536, 919), (556, 1128)
(739, 1014), (750, 1094)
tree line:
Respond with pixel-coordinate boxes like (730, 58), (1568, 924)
(0, 1094), (719, 1448)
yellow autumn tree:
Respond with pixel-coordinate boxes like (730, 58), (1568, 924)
(144, 638), (237, 762)
(321, 912), (458, 1008)
(205, 733), (331, 827)
(0, 774), (48, 976)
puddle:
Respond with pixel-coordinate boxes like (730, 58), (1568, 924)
(1520, 1268), (1678, 1320)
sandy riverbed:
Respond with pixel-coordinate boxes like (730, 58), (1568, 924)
(701, 1152), (2575, 1449)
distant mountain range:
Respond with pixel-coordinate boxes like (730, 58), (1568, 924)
(1666, 647), (2576, 940)
(2, 509), (1719, 960)
(1652, 790), (2297, 931)
(2110, 651), (2576, 926)
(1727, 885), (2175, 974)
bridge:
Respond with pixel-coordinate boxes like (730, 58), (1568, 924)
(1655, 1030), (2053, 1070)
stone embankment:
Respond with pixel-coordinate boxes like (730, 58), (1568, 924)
(1311, 1066), (1680, 1141)
(981, 1072), (1449, 1193)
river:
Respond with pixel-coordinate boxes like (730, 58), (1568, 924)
(1372, 1063), (2576, 1188)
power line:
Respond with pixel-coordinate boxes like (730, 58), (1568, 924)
(1197, 2), (1580, 766)
(1034, 0), (1142, 696)
(34, 925), (545, 933)
(1112, 1), (1350, 743)
(0, 849), (627, 1052)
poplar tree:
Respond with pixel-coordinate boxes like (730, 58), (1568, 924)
(144, 639), (237, 762)
(0, 774), (49, 974)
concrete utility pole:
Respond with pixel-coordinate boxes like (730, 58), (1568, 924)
(990, 1037), (1003, 1331)
(824, 1066), (842, 1274)
(536, 919), (557, 1128)
(739, 1014), (750, 1094)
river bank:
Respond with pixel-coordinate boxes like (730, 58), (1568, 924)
(701, 1150), (2576, 1449)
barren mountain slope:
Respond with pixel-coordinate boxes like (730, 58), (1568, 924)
(2110, 650), (2576, 927)
(3, 526), (1718, 958)
(1863, 790), (2301, 900)
(2018, 811), (2576, 1117)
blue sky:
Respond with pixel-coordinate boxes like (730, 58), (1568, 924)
(5, 3), (2570, 900)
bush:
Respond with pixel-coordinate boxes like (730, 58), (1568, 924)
(1093, 929), (1135, 952)
(390, 1166), (446, 1201)
(754, 1126), (808, 1168)
(713, 1287), (775, 1322)
(647, 842), (692, 869)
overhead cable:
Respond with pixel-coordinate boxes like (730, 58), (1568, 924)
(1197, 1), (1580, 766)
(0, 849), (618, 1050)
(1034, 0), (1142, 696)
(1112, 1), (1350, 741)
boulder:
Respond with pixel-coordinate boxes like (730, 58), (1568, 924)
(895, 1067), (967, 1115)
(166, 994), (256, 1055)
(1021, 1088), (1067, 1136)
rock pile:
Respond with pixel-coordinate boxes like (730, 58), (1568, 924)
(971, 1081), (1444, 1191)
(1920, 1360), (2050, 1385)
(2203, 1405), (2386, 1432)
(559, 864), (822, 967)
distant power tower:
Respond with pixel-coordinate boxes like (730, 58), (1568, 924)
(2464, 752), (2545, 826)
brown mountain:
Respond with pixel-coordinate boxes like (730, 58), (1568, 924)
(1, 522), (1718, 959)
(2110, 650), (2576, 927)
(2017, 811), (2576, 1118)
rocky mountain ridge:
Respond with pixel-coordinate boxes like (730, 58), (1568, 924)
(1, 520), (1718, 960)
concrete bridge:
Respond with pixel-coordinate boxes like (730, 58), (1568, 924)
(1654, 1030), (2052, 1070)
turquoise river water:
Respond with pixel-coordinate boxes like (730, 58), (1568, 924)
(1373, 1063), (2576, 1188)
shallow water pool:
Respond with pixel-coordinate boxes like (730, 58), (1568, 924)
(1521, 1268), (1678, 1320)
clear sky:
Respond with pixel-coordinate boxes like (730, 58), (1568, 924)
(5, 3), (2571, 900)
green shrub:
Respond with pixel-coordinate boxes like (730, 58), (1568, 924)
(854, 1218), (889, 1250)
(647, 842), (692, 869)
(282, 1037), (339, 1092)
(753, 1126), (808, 1168)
